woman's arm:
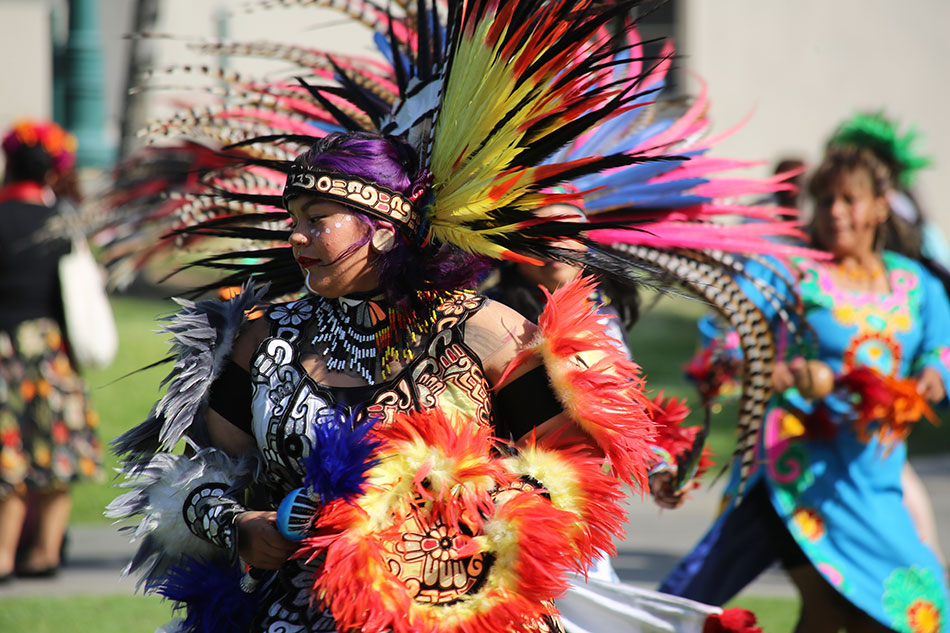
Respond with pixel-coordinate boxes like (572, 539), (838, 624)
(466, 285), (655, 490)
(464, 299), (587, 447)
(205, 317), (296, 569)
(913, 269), (950, 404)
(205, 317), (264, 456)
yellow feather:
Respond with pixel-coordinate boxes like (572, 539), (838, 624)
(429, 12), (585, 256)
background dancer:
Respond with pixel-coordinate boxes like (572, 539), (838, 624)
(0, 120), (103, 582)
(661, 121), (950, 633)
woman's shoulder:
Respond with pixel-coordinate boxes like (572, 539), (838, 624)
(881, 250), (927, 275)
(454, 295), (537, 384)
(459, 295), (530, 333)
(229, 300), (291, 370)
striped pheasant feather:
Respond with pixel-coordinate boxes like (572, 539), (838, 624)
(612, 243), (792, 498)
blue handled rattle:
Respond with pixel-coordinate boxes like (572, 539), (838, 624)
(275, 487), (322, 541)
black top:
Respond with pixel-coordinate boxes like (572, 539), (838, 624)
(0, 199), (70, 333)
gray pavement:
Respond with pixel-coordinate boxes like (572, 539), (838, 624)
(2, 456), (948, 601)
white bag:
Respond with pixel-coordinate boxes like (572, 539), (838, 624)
(58, 236), (118, 368)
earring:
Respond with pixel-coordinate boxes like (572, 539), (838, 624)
(371, 228), (395, 253)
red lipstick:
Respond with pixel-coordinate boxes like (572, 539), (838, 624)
(295, 256), (321, 268)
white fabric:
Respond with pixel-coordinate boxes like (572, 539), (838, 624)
(58, 235), (118, 368)
(558, 573), (719, 633)
(586, 555), (621, 583)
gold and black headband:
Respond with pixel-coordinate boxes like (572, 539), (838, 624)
(283, 167), (422, 236)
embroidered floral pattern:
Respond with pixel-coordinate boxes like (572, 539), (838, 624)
(438, 293), (482, 317)
(883, 566), (946, 633)
(798, 254), (918, 339)
(763, 408), (813, 495)
(0, 318), (101, 493)
(842, 332), (903, 376)
(271, 299), (314, 326)
(816, 561), (846, 589)
(792, 507), (825, 542)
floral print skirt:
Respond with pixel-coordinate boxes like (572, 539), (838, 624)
(0, 318), (102, 495)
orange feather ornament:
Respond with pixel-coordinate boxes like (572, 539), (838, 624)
(498, 275), (657, 489)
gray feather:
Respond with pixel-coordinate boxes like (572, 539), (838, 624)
(106, 448), (260, 591)
(112, 283), (268, 464)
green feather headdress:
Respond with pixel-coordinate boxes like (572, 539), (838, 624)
(829, 112), (931, 189)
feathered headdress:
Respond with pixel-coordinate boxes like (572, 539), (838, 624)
(829, 112), (931, 189)
(92, 0), (816, 298)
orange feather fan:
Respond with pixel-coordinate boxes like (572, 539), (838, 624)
(297, 409), (588, 633)
(503, 432), (629, 572)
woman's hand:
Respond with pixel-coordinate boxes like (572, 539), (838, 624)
(649, 471), (686, 510)
(916, 367), (946, 403)
(774, 357), (834, 399)
(236, 511), (298, 569)
(772, 360), (797, 393)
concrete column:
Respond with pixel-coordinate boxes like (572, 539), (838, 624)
(64, 0), (115, 167)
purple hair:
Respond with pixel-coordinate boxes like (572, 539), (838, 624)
(292, 132), (488, 307)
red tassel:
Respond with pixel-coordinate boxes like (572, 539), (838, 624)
(703, 607), (763, 633)
(648, 392), (714, 485)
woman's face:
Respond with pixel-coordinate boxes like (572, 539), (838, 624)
(515, 203), (585, 292)
(812, 168), (888, 259)
(286, 196), (379, 298)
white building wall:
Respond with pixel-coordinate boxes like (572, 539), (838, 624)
(679, 0), (950, 235)
(0, 1), (52, 132)
(3, 0), (947, 240)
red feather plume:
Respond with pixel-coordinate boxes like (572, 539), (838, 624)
(499, 275), (656, 489)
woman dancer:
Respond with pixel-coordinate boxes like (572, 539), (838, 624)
(662, 133), (950, 633)
(105, 2), (808, 631)
(0, 120), (102, 581)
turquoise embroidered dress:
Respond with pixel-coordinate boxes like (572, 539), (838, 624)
(665, 251), (950, 633)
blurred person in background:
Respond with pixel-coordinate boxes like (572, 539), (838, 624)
(831, 111), (950, 589)
(0, 120), (102, 581)
(661, 127), (950, 633)
(773, 157), (807, 213)
(836, 113), (950, 298)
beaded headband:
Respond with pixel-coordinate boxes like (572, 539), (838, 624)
(283, 167), (423, 236)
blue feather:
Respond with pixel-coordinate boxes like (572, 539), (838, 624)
(303, 409), (381, 504)
(571, 156), (689, 192)
(148, 556), (259, 633)
(374, 32), (395, 65)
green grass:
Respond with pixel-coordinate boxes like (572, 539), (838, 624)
(0, 594), (173, 633)
(0, 592), (800, 633)
(726, 595), (800, 633)
(70, 294), (177, 524)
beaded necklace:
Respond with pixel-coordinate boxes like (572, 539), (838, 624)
(310, 290), (457, 382)
(835, 258), (885, 284)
